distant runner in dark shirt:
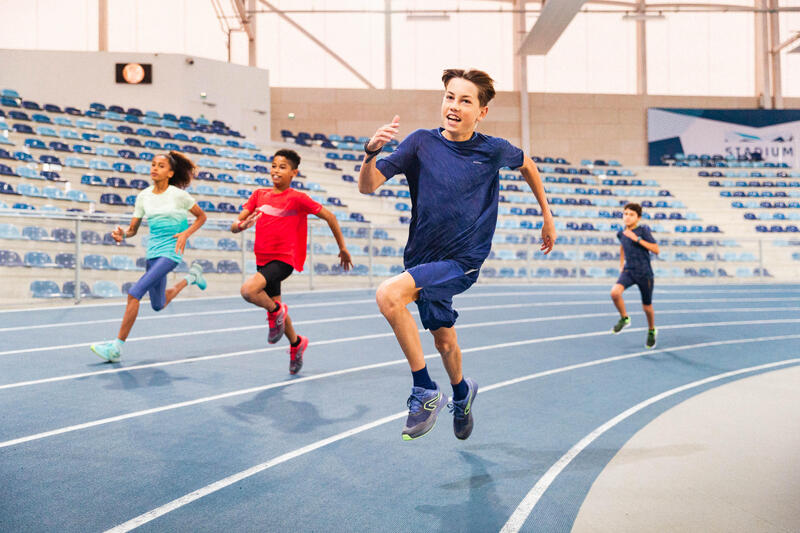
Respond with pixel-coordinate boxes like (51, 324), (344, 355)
(610, 202), (660, 348)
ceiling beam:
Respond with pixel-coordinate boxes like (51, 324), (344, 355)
(518, 0), (588, 55)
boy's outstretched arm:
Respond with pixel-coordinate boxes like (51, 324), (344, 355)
(519, 156), (556, 254)
(315, 207), (353, 270)
(358, 115), (399, 194)
(231, 208), (261, 233)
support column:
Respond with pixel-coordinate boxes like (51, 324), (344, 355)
(755, 0), (771, 108)
(385, 0), (392, 89)
(769, 0), (782, 109)
(636, 1), (647, 95)
(514, 0), (531, 155)
(248, 0), (257, 67)
(98, 0), (108, 51)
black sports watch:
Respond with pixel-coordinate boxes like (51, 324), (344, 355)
(364, 141), (381, 156)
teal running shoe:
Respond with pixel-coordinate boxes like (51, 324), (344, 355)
(612, 316), (631, 334)
(186, 262), (207, 290)
(450, 377), (478, 440)
(402, 383), (447, 441)
(91, 341), (121, 363)
(646, 328), (657, 349)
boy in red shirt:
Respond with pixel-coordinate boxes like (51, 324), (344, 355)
(232, 149), (352, 373)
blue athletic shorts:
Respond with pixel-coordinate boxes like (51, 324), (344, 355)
(127, 256), (179, 311)
(616, 270), (654, 305)
(407, 260), (479, 330)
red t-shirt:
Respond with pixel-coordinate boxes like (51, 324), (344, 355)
(243, 188), (322, 271)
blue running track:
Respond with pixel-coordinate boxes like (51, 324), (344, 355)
(1, 283), (799, 532)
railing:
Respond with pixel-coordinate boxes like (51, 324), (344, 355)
(1, 210), (798, 304)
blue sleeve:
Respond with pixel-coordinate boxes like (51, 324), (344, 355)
(642, 225), (656, 243)
(496, 138), (524, 170)
(375, 130), (421, 180)
(616, 230), (623, 242)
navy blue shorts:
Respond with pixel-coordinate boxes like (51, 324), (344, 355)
(127, 256), (179, 311)
(616, 270), (654, 305)
(407, 260), (479, 330)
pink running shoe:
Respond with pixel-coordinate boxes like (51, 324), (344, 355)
(289, 335), (308, 375)
(267, 302), (288, 344)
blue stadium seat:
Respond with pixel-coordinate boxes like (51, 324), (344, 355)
(62, 281), (93, 298)
(197, 200), (216, 212)
(100, 193), (124, 205)
(80, 230), (102, 245)
(93, 280), (123, 298)
(0, 223), (22, 239)
(83, 254), (110, 270)
(217, 238), (240, 251)
(0, 249), (24, 266)
(30, 280), (63, 298)
(217, 260), (242, 273)
(24, 251), (56, 268)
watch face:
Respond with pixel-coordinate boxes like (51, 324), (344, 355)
(122, 63), (146, 84)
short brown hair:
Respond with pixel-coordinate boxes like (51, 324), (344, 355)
(442, 69), (496, 107)
(623, 202), (642, 217)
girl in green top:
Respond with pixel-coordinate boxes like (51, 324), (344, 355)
(91, 151), (207, 362)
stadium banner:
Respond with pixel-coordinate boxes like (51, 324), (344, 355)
(647, 108), (800, 166)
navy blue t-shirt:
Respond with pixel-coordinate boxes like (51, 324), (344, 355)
(617, 225), (656, 277)
(376, 128), (524, 270)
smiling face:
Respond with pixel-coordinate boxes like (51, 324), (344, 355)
(270, 155), (298, 190)
(623, 208), (641, 229)
(150, 155), (174, 184)
(441, 77), (488, 142)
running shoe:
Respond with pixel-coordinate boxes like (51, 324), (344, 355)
(289, 335), (308, 375)
(267, 301), (288, 344)
(90, 341), (121, 363)
(450, 377), (478, 440)
(402, 384), (447, 441)
(186, 262), (207, 290)
(612, 316), (631, 334)
(646, 328), (657, 349)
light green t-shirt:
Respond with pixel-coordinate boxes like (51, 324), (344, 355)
(133, 185), (196, 263)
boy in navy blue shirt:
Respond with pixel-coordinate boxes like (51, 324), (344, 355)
(358, 69), (556, 441)
(611, 202), (660, 348)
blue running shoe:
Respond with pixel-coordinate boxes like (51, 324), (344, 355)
(450, 377), (478, 440)
(185, 262), (207, 290)
(402, 384), (447, 441)
(90, 341), (121, 363)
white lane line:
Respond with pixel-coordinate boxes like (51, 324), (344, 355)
(3, 296), (799, 357)
(0, 287), (380, 315)
(103, 339), (800, 533)
(4, 286), (799, 330)
(0, 300), (367, 333)
(497, 357), (800, 533)
(3, 308), (800, 391)
(104, 410), (409, 533)
(3, 324), (800, 450)
(0, 290), (602, 332)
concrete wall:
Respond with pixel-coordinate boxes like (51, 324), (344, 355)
(272, 87), (800, 165)
(0, 49), (271, 143)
